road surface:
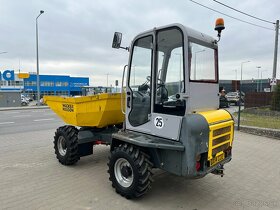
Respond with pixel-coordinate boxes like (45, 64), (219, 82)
(0, 109), (63, 135)
(0, 109), (279, 210)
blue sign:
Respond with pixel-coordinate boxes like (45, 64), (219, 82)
(0, 70), (15, 81)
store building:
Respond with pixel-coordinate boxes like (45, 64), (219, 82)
(0, 70), (89, 98)
(24, 74), (89, 98)
(0, 70), (23, 91)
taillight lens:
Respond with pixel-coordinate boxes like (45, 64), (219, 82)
(196, 154), (201, 171)
(196, 162), (201, 171)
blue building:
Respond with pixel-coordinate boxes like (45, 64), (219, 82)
(23, 74), (89, 98)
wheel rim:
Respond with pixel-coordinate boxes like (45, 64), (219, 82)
(114, 158), (134, 188)
(57, 136), (67, 156)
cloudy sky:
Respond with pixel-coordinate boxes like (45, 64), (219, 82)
(0, 0), (279, 86)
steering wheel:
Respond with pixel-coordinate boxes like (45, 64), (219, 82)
(155, 77), (168, 103)
(138, 75), (167, 96)
(138, 76), (151, 93)
(146, 76), (164, 84)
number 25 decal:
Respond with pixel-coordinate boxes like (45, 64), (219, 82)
(154, 116), (164, 129)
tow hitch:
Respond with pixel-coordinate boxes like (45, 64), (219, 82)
(211, 164), (224, 177)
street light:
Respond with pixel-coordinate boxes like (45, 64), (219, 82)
(237, 60), (250, 130)
(260, 70), (267, 92)
(194, 49), (205, 80)
(36, 10), (44, 105)
(175, 53), (182, 92)
(106, 73), (110, 91)
(0, 52), (8, 54)
(256, 66), (261, 92)
(131, 65), (136, 86)
(233, 69), (238, 91)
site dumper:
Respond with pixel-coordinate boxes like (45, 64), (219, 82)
(45, 20), (235, 199)
(44, 93), (124, 128)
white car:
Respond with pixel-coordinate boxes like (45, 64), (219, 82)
(226, 92), (245, 105)
(21, 97), (29, 106)
(21, 94), (32, 102)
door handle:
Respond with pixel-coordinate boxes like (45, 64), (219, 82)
(127, 97), (131, 108)
(127, 92), (131, 108)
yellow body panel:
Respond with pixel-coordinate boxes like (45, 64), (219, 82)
(44, 93), (124, 128)
(198, 110), (234, 162)
(208, 121), (234, 160)
(198, 109), (232, 124)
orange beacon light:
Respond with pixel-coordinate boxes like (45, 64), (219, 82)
(215, 18), (225, 41)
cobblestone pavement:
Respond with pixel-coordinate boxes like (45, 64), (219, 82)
(0, 130), (279, 210)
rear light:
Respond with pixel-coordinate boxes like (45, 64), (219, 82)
(196, 162), (201, 171)
(196, 154), (201, 171)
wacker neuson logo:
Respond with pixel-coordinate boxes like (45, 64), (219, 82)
(62, 104), (74, 112)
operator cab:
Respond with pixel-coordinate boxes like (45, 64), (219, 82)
(114, 23), (221, 140)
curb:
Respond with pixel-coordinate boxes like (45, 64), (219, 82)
(235, 125), (280, 140)
(0, 106), (49, 111)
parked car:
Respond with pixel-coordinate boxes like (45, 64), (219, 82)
(21, 94), (33, 102)
(219, 95), (230, 108)
(226, 91), (245, 105)
(21, 97), (29, 106)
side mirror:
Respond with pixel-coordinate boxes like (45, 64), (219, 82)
(112, 32), (122, 49)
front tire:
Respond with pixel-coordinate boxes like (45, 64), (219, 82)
(108, 144), (153, 199)
(54, 125), (80, 165)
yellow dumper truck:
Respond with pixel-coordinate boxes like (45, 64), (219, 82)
(44, 19), (234, 199)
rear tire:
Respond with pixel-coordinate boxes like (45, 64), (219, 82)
(108, 144), (153, 199)
(54, 125), (80, 165)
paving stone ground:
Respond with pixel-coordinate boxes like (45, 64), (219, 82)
(0, 130), (279, 210)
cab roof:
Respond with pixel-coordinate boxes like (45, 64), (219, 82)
(133, 23), (217, 49)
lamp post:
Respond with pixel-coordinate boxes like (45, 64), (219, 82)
(272, 20), (279, 92)
(233, 69), (237, 91)
(194, 49), (205, 80)
(106, 73), (110, 92)
(237, 60), (250, 130)
(36, 10), (44, 105)
(175, 53), (182, 92)
(0, 52), (8, 55)
(260, 70), (267, 92)
(256, 66), (261, 92)
(131, 65), (136, 86)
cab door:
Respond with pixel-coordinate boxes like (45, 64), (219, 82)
(151, 27), (186, 140)
(125, 27), (186, 141)
(125, 35), (154, 134)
